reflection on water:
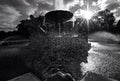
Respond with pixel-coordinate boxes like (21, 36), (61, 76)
(81, 32), (120, 79)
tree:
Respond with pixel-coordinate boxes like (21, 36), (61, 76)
(17, 20), (30, 38)
(116, 20), (120, 33)
(0, 31), (6, 40)
(17, 15), (45, 38)
(92, 9), (115, 32)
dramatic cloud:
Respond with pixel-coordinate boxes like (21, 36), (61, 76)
(0, 5), (21, 28)
(97, 0), (120, 20)
(0, 0), (120, 31)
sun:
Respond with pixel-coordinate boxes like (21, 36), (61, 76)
(81, 10), (93, 20)
(74, 9), (94, 20)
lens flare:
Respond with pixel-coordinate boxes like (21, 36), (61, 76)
(74, 9), (94, 33)
(81, 10), (94, 20)
(74, 9), (94, 20)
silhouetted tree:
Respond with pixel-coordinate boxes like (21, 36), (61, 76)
(0, 31), (6, 40)
(17, 20), (30, 38)
(92, 9), (115, 32)
(116, 20), (120, 33)
(17, 15), (45, 38)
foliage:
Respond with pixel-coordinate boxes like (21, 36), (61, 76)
(92, 9), (115, 32)
(24, 31), (90, 80)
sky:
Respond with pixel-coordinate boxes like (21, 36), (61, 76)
(0, 0), (120, 31)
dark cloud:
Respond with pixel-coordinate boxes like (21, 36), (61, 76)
(70, 4), (81, 13)
(112, 8), (120, 20)
(87, 0), (98, 5)
(0, 0), (38, 15)
(106, 2), (120, 10)
(0, 5), (21, 28)
(97, 0), (120, 21)
(37, 2), (54, 10)
(34, 2), (54, 16)
(64, 0), (74, 4)
(116, 9), (120, 17)
(0, 0), (37, 30)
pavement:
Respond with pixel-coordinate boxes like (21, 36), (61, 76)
(80, 72), (118, 81)
(81, 31), (120, 80)
(8, 73), (41, 81)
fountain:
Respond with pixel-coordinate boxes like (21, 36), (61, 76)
(23, 0), (91, 81)
(45, 10), (73, 33)
(24, 10), (90, 81)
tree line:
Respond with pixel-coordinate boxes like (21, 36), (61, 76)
(0, 9), (120, 40)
